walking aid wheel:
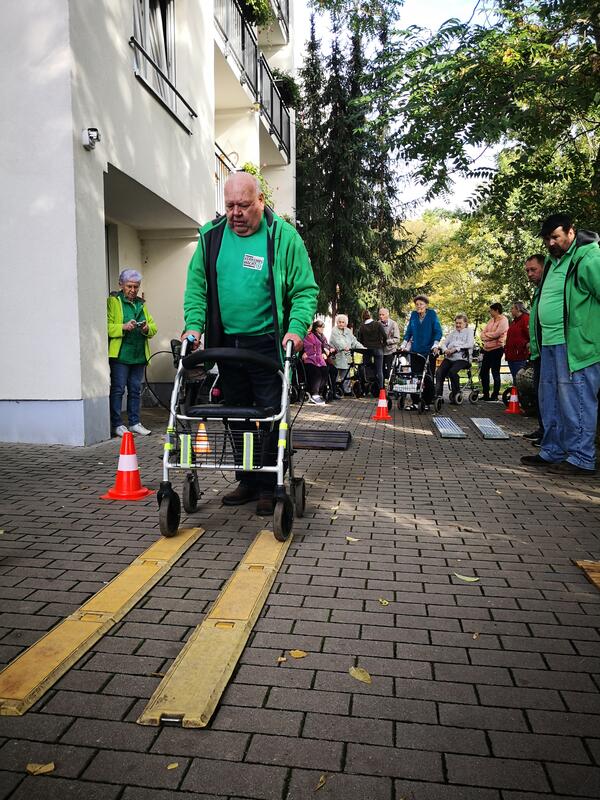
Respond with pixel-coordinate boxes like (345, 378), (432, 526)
(454, 391), (464, 405)
(291, 477), (306, 518)
(182, 473), (199, 514)
(273, 496), (294, 542)
(502, 387), (512, 406)
(159, 492), (181, 538)
(434, 396), (443, 413)
(397, 394), (406, 410)
(352, 380), (363, 398)
(418, 400), (427, 414)
(469, 390), (479, 404)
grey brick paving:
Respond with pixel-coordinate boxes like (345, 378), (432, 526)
(0, 398), (599, 798)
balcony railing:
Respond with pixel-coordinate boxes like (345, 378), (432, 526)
(215, 144), (237, 216)
(259, 55), (291, 157)
(214, 0), (258, 97)
(271, 0), (289, 37)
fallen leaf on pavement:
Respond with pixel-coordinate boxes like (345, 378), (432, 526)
(26, 762), (55, 775)
(378, 598), (390, 606)
(149, 672), (165, 678)
(346, 536), (359, 543)
(330, 516), (338, 522)
(315, 774), (327, 791)
(277, 656), (287, 663)
(349, 666), (372, 684)
(472, 632), (480, 640)
(167, 763), (179, 770)
(453, 572), (480, 583)
(289, 649), (307, 659)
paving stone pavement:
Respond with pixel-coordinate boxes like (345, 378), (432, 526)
(0, 397), (599, 799)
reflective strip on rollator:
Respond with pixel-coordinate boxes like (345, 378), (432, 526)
(242, 432), (254, 470)
(179, 434), (193, 467)
(278, 422), (288, 448)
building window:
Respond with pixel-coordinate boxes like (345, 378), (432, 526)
(133, 0), (176, 109)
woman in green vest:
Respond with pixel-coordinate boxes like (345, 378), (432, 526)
(107, 269), (157, 437)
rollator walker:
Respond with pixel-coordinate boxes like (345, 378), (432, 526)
(157, 339), (305, 542)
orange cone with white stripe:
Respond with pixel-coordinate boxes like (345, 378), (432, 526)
(101, 432), (154, 500)
(372, 389), (392, 421)
(193, 422), (211, 455)
(505, 386), (523, 415)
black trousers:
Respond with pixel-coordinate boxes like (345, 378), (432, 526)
(533, 357), (544, 433)
(218, 333), (281, 491)
(305, 363), (328, 396)
(435, 358), (469, 396)
(480, 348), (503, 398)
(410, 352), (436, 404)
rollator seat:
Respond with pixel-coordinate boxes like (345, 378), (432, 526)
(185, 404), (276, 420)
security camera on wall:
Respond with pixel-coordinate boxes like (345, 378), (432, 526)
(81, 127), (101, 150)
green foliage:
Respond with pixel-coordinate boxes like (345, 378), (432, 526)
(238, 0), (275, 27)
(375, 0), (600, 224)
(296, 8), (421, 327)
(241, 162), (274, 208)
(271, 69), (301, 109)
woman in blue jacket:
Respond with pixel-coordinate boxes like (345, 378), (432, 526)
(400, 295), (443, 407)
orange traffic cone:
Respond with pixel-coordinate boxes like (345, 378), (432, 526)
(193, 422), (211, 455)
(505, 386), (523, 415)
(101, 432), (154, 500)
(372, 388), (392, 421)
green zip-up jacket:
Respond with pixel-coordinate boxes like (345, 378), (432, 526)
(107, 294), (157, 362)
(183, 208), (318, 355)
(529, 230), (600, 371)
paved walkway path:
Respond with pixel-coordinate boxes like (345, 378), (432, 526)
(0, 398), (599, 799)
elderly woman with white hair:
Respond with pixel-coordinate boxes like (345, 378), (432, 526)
(434, 313), (474, 401)
(107, 269), (157, 437)
(329, 314), (363, 395)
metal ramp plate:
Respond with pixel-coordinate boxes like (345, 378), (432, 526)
(433, 417), (467, 438)
(293, 429), (352, 450)
(470, 417), (510, 439)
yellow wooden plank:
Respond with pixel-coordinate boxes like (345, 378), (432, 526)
(574, 560), (600, 591)
(138, 530), (291, 728)
(0, 527), (204, 716)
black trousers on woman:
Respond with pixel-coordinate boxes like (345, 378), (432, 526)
(480, 348), (503, 399)
(305, 363), (328, 396)
(435, 358), (469, 396)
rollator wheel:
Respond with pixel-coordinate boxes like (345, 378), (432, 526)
(448, 392), (455, 404)
(182, 473), (199, 514)
(434, 397), (443, 413)
(290, 385), (299, 404)
(291, 477), (306, 518)
(418, 400), (427, 414)
(335, 387), (344, 400)
(454, 391), (464, 405)
(397, 394), (406, 410)
(469, 390), (479, 404)
(273, 496), (294, 542)
(387, 398), (393, 411)
(352, 381), (363, 398)
(502, 387), (512, 406)
(159, 492), (181, 538)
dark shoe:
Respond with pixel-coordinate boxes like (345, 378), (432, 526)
(256, 492), (274, 516)
(481, 395), (491, 401)
(524, 429), (543, 440)
(222, 483), (259, 506)
(520, 454), (554, 468)
(547, 462), (597, 477)
(490, 394), (499, 401)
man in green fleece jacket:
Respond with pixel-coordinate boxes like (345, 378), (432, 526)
(182, 172), (318, 513)
(521, 213), (600, 476)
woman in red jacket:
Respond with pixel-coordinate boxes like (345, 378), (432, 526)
(505, 301), (530, 383)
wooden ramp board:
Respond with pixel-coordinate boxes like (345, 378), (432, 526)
(0, 527), (204, 716)
(138, 529), (292, 728)
(293, 429), (352, 450)
(432, 416), (467, 438)
(470, 417), (510, 439)
(574, 560), (600, 591)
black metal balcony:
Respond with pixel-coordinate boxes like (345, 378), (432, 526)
(259, 55), (291, 158)
(214, 0), (259, 97)
(270, 0), (289, 37)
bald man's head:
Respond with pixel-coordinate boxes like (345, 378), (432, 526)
(224, 172), (265, 236)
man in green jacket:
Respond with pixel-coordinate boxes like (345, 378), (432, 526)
(182, 172), (318, 513)
(521, 213), (600, 476)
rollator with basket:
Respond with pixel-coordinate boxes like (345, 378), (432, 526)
(157, 339), (305, 541)
(387, 349), (436, 412)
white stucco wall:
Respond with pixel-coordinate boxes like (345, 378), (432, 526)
(0, 0), (82, 401)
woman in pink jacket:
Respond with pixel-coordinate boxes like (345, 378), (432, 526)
(302, 321), (334, 406)
(479, 303), (509, 401)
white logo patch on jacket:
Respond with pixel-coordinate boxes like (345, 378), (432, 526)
(243, 254), (264, 270)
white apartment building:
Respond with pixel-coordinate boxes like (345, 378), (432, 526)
(0, 0), (298, 445)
